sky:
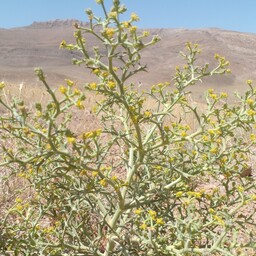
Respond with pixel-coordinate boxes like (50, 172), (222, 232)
(1, 0), (256, 34)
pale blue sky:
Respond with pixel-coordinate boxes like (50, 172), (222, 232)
(1, 0), (256, 33)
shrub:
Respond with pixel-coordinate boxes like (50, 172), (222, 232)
(0, 0), (255, 255)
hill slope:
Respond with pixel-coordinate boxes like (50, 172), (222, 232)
(1, 20), (256, 100)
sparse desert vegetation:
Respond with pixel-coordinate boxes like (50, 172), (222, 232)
(0, 0), (255, 255)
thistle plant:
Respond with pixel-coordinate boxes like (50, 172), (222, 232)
(0, 0), (255, 255)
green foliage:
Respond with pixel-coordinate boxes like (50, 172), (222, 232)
(0, 0), (255, 255)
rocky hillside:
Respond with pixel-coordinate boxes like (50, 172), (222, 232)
(1, 20), (256, 100)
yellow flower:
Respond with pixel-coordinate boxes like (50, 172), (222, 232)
(210, 147), (218, 154)
(59, 40), (67, 48)
(83, 129), (102, 140)
(214, 53), (220, 60)
(156, 218), (164, 225)
(88, 82), (97, 90)
(0, 81), (5, 89)
(15, 204), (24, 211)
(209, 93), (218, 100)
(246, 98), (254, 105)
(144, 110), (152, 118)
(220, 92), (228, 98)
(208, 129), (216, 136)
(142, 31), (150, 37)
(164, 125), (170, 132)
(122, 21), (130, 28)
(59, 86), (67, 94)
(45, 143), (51, 150)
(83, 131), (93, 139)
(111, 175), (118, 182)
(131, 13), (140, 21)
(250, 134), (256, 141)
(74, 88), (81, 95)
(213, 215), (225, 226)
(209, 208), (215, 214)
(187, 191), (202, 198)
(140, 223), (147, 230)
(95, 129), (102, 136)
(67, 137), (76, 144)
(134, 208), (142, 215)
(175, 191), (183, 198)
(148, 209), (157, 219)
(237, 186), (244, 192)
(92, 171), (98, 177)
(169, 157), (175, 163)
(250, 194), (256, 200)
(42, 129), (47, 133)
(93, 69), (101, 75)
(76, 100), (85, 109)
(107, 81), (116, 89)
(129, 26), (137, 33)
(104, 28), (115, 38)
(202, 135), (209, 142)
(43, 226), (55, 234)
(180, 131), (187, 137)
(102, 71), (109, 78)
(15, 198), (22, 203)
(65, 79), (74, 87)
(247, 109), (256, 116)
(35, 225), (41, 230)
(99, 178), (107, 187)
(246, 80), (253, 86)
(109, 11), (117, 19)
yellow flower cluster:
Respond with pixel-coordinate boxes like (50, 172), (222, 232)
(74, 88), (81, 95)
(142, 31), (150, 37)
(107, 81), (116, 90)
(246, 98), (254, 105)
(65, 79), (74, 87)
(99, 178), (107, 187)
(135, 208), (165, 231)
(122, 21), (130, 28)
(43, 226), (55, 234)
(108, 11), (117, 19)
(88, 82), (98, 90)
(82, 129), (102, 139)
(175, 191), (183, 198)
(187, 191), (202, 198)
(129, 26), (137, 33)
(93, 69), (101, 75)
(76, 100), (84, 109)
(246, 79), (253, 86)
(0, 81), (5, 89)
(247, 109), (256, 117)
(213, 215), (225, 226)
(131, 13), (140, 21)
(59, 86), (67, 94)
(59, 40), (67, 48)
(143, 110), (152, 118)
(134, 208), (142, 215)
(104, 28), (115, 38)
(96, 0), (103, 4)
(67, 136), (76, 144)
